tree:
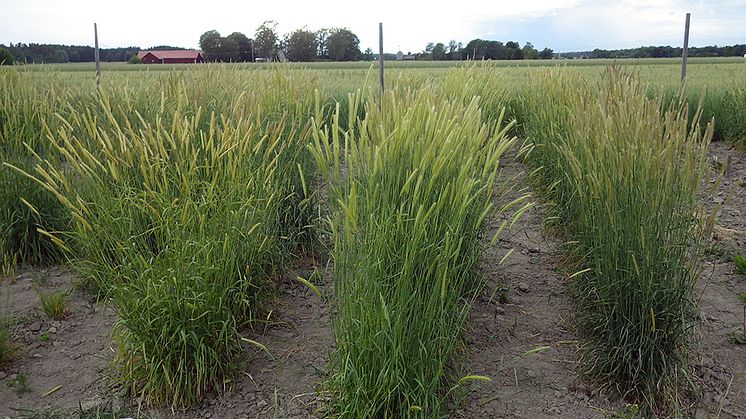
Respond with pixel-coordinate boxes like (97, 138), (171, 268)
(432, 42), (446, 61)
(286, 28), (318, 62)
(484, 41), (505, 59)
(254, 21), (279, 60)
(326, 28), (360, 61)
(219, 36), (240, 62)
(127, 54), (141, 64)
(425, 42), (435, 54)
(362, 48), (374, 61)
(0, 47), (14, 65)
(446, 40), (459, 60)
(226, 32), (252, 62)
(199, 30), (222, 62)
(463, 39), (485, 60)
(539, 47), (554, 59)
(522, 42), (538, 59)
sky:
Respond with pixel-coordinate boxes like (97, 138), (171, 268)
(1, 0), (745, 53)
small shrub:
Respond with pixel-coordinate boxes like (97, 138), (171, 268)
(37, 289), (69, 320)
(127, 54), (142, 64)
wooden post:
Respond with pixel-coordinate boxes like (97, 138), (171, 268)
(378, 22), (384, 92)
(94, 23), (101, 87)
(681, 13), (690, 84)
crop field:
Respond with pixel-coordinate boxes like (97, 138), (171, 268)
(0, 59), (745, 418)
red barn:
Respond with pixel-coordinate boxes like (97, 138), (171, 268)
(137, 50), (204, 64)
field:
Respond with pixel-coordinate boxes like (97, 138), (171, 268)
(0, 58), (745, 418)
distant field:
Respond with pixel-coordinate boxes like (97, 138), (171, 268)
(10, 56), (745, 103)
(11, 56), (746, 72)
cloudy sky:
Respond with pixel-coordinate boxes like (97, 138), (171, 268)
(1, 0), (744, 53)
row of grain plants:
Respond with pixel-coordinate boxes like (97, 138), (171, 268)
(519, 66), (713, 412)
(310, 83), (528, 416)
(4, 67), (323, 406)
(0, 72), (71, 266)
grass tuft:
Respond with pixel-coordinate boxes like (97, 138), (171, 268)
(734, 255), (746, 276)
(37, 289), (69, 320)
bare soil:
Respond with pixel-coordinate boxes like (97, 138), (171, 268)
(691, 141), (746, 418)
(0, 267), (117, 416)
(0, 141), (743, 418)
(455, 153), (620, 418)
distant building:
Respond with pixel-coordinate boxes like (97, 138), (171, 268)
(402, 54), (416, 61)
(137, 50), (204, 64)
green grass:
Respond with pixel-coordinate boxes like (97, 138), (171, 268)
(10, 56), (746, 72)
(37, 289), (69, 320)
(734, 255), (746, 276)
(0, 72), (69, 265)
(519, 66), (712, 412)
(9, 67), (322, 407)
(312, 79), (527, 416)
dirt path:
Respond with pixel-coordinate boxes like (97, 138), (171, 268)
(457, 141), (746, 418)
(692, 141), (746, 418)
(455, 152), (624, 418)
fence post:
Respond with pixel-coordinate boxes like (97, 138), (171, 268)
(94, 23), (101, 88)
(379, 22), (385, 93)
(681, 13), (690, 84)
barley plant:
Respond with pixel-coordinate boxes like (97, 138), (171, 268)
(311, 81), (527, 416)
(520, 66), (712, 412)
(0, 71), (69, 266)
(14, 67), (321, 406)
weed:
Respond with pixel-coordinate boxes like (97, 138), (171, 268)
(37, 289), (69, 320)
(7, 372), (32, 395)
(39, 333), (49, 342)
(0, 314), (13, 363)
(498, 289), (510, 304)
(734, 255), (746, 276)
(733, 293), (746, 345)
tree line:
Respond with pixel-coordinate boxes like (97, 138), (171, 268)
(0, 43), (187, 64)
(2, 34), (745, 65)
(198, 21), (362, 62)
(198, 25), (554, 63)
(564, 44), (746, 59)
(411, 40), (554, 60)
